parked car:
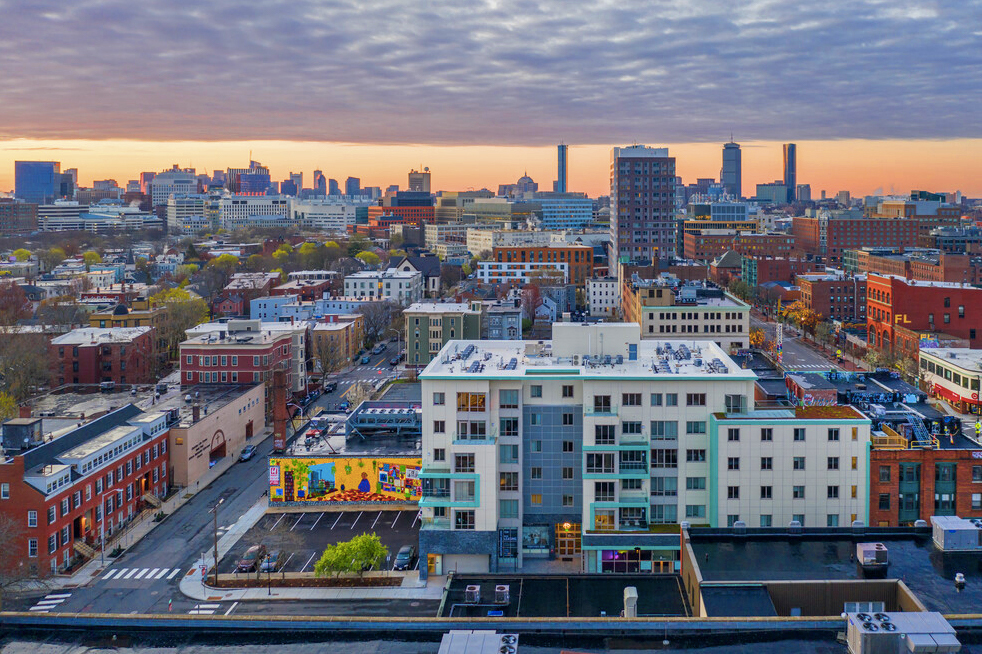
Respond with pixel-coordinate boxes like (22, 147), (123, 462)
(372, 343), (387, 355)
(339, 400), (350, 412)
(360, 355), (371, 364)
(239, 445), (257, 462)
(259, 549), (283, 573)
(324, 380), (337, 393)
(388, 356), (400, 366)
(389, 334), (399, 343)
(393, 545), (417, 570)
(236, 544), (267, 572)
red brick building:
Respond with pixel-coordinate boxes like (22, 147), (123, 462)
(683, 231), (795, 262)
(0, 406), (169, 576)
(366, 205), (434, 226)
(212, 293), (246, 317)
(271, 279), (332, 302)
(50, 327), (155, 386)
(493, 244), (594, 285)
(855, 249), (981, 285)
(866, 274), (982, 356)
(796, 273), (867, 323)
(741, 256), (822, 287)
(180, 329), (293, 389)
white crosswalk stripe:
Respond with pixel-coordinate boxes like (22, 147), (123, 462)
(29, 593), (70, 612)
(102, 567), (179, 582)
(188, 603), (221, 615)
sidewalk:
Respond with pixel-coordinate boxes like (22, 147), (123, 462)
(46, 428), (274, 590)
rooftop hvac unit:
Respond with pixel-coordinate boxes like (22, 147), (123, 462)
(845, 612), (959, 654)
(856, 543), (889, 578)
(495, 585), (510, 604)
(465, 585), (481, 604)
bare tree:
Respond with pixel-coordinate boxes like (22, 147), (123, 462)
(357, 302), (392, 347)
(0, 331), (50, 399)
(314, 335), (348, 378)
(0, 283), (32, 327)
(0, 514), (39, 607)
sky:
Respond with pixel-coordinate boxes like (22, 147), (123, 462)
(0, 0), (980, 196)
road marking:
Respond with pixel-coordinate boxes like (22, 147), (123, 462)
(290, 513), (305, 531)
(34, 599), (65, 606)
(270, 514), (285, 531)
(28, 607), (51, 612)
(198, 603), (220, 609)
(300, 552), (317, 572)
(414, 558), (419, 571)
(330, 514), (342, 530)
(112, 568), (128, 579)
(350, 511), (362, 530)
(167, 569), (181, 579)
(134, 569), (150, 579)
(123, 569), (138, 579)
(371, 511), (382, 529)
(153, 568), (169, 579)
(45, 593), (70, 599)
(309, 513), (324, 530)
(225, 602), (239, 616)
(411, 511), (421, 528)
(103, 569), (119, 580)
(391, 512), (400, 528)
(282, 552), (295, 568)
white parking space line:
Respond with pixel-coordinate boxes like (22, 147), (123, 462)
(290, 513), (306, 531)
(28, 607), (50, 612)
(103, 570), (119, 580)
(414, 558), (419, 571)
(123, 569), (138, 579)
(391, 512), (400, 528)
(331, 514), (343, 529)
(309, 513), (324, 531)
(412, 511), (421, 528)
(371, 511), (382, 529)
(270, 514), (285, 531)
(167, 569), (181, 579)
(350, 511), (362, 530)
(282, 552), (295, 569)
(225, 602), (239, 615)
(300, 552), (317, 572)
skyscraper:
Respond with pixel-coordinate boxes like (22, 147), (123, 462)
(289, 172), (303, 191)
(313, 170), (327, 195)
(15, 161), (62, 204)
(721, 140), (742, 198)
(345, 177), (361, 197)
(610, 145), (677, 264)
(783, 143), (797, 202)
(328, 178), (340, 195)
(556, 144), (568, 193)
(408, 168), (431, 193)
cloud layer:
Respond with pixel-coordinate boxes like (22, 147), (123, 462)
(0, 0), (979, 145)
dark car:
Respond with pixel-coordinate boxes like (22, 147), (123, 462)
(388, 356), (400, 366)
(339, 400), (350, 412)
(393, 545), (417, 571)
(236, 544), (267, 572)
(239, 445), (257, 462)
(324, 380), (338, 393)
(372, 343), (387, 355)
(259, 549), (283, 573)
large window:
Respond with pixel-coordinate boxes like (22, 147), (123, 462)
(454, 454), (475, 473)
(586, 453), (615, 474)
(622, 393), (642, 406)
(454, 510), (475, 530)
(499, 472), (518, 491)
(499, 389), (519, 409)
(456, 393), (486, 412)
(595, 481), (615, 502)
(500, 418), (519, 437)
(650, 421), (678, 440)
(593, 395), (611, 413)
(595, 424), (616, 445)
(686, 393), (706, 406)
(686, 421), (707, 435)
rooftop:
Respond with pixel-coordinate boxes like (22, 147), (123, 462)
(404, 302), (476, 314)
(868, 273), (978, 290)
(920, 348), (982, 372)
(51, 327), (152, 345)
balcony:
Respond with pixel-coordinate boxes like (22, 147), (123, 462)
(617, 494), (649, 505)
(452, 431), (496, 445)
(618, 461), (648, 472)
(420, 517), (451, 530)
(585, 405), (618, 417)
(619, 432), (649, 446)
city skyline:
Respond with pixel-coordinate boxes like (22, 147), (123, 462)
(3, 137), (982, 199)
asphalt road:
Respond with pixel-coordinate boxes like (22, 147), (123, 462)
(320, 350), (402, 412)
(750, 315), (842, 372)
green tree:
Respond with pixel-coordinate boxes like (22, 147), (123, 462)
(356, 251), (381, 267)
(347, 235), (371, 257)
(12, 249), (31, 262)
(0, 392), (17, 422)
(151, 288), (210, 362)
(207, 253), (239, 274)
(39, 247), (66, 271)
(82, 251), (102, 269)
(313, 533), (388, 578)
(324, 241), (342, 263)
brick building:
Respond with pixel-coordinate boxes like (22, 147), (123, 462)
(492, 244), (594, 286)
(796, 272), (867, 323)
(0, 199), (38, 236)
(740, 257), (822, 288)
(852, 249), (981, 285)
(180, 326), (294, 391)
(366, 205), (435, 227)
(866, 274), (982, 356)
(683, 231), (795, 262)
(271, 279), (332, 302)
(0, 406), (169, 576)
(50, 327), (155, 386)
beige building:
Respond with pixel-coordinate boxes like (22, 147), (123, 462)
(167, 384), (266, 488)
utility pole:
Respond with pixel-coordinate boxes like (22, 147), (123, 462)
(210, 498), (224, 585)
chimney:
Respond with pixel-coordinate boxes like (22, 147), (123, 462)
(192, 405), (200, 423)
(19, 405), (32, 419)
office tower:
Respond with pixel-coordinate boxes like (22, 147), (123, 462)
(610, 145), (677, 264)
(313, 170), (325, 194)
(328, 178), (340, 195)
(721, 141), (742, 198)
(408, 168), (431, 193)
(64, 168), (78, 185)
(15, 161), (62, 204)
(227, 161), (270, 194)
(783, 143), (797, 202)
(796, 184), (812, 203)
(289, 172), (303, 191)
(345, 177), (361, 197)
(556, 144), (568, 193)
(385, 184), (400, 195)
(150, 165), (197, 207)
(139, 172), (155, 195)
(280, 179), (298, 196)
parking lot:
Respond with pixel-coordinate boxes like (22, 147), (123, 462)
(218, 509), (421, 575)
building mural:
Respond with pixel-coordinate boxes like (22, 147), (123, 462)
(269, 456), (422, 503)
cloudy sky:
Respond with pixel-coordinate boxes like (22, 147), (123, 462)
(0, 0), (980, 193)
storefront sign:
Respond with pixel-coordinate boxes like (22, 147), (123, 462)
(269, 465), (280, 486)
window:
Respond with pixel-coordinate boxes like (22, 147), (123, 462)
(727, 486), (740, 499)
(499, 499), (518, 519)
(433, 448), (445, 462)
(828, 457), (839, 471)
(433, 392), (445, 406)
(586, 453), (615, 474)
(595, 481), (615, 501)
(651, 477), (677, 496)
(727, 428), (740, 442)
(454, 454), (475, 473)
(562, 440), (574, 453)
(725, 394), (746, 413)
(880, 466), (891, 482)
(652, 449), (678, 468)
(456, 392), (486, 412)
(793, 428), (806, 441)
(47, 506), (56, 525)
(686, 393), (706, 406)
(498, 444), (517, 463)
(593, 395), (611, 413)
(666, 393), (678, 406)
(827, 514), (840, 527)
(974, 494), (982, 511)
(879, 493), (891, 510)
(650, 421), (678, 440)
(621, 422), (642, 435)
(562, 412), (574, 426)
(48, 534), (57, 554)
(500, 472), (518, 491)
(530, 385), (542, 398)
(432, 420), (446, 434)
(562, 467), (574, 480)
(793, 486), (805, 499)
(499, 389), (518, 409)
(529, 413), (542, 426)
(685, 505), (706, 518)
(793, 456), (806, 470)
(760, 428), (773, 441)
(760, 486), (772, 499)
(28, 539), (37, 557)
(530, 440), (542, 453)
(650, 393), (663, 406)
(530, 494), (542, 505)
(562, 385), (574, 398)
(595, 425), (615, 445)
(760, 515), (772, 527)
(454, 510), (475, 530)
(27, 511), (37, 527)
(828, 428), (840, 441)
(0, 483), (8, 499)
(686, 421), (706, 435)
(686, 477), (706, 490)
(500, 418), (519, 437)
(686, 449), (706, 462)
(530, 467), (542, 480)
(622, 393), (642, 406)
(828, 486), (840, 499)
(562, 494), (574, 507)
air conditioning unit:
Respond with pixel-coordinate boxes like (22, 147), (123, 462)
(845, 612), (959, 654)
(465, 585), (481, 604)
(495, 584), (510, 604)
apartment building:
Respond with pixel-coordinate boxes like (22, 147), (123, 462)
(49, 327), (155, 386)
(476, 260), (569, 286)
(587, 277), (619, 317)
(343, 270), (423, 305)
(492, 244), (594, 285)
(796, 272), (867, 323)
(417, 323), (757, 577)
(404, 303), (482, 368)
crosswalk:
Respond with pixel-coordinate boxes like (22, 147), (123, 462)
(102, 566), (183, 581)
(789, 364), (839, 370)
(188, 603), (221, 615)
(28, 592), (71, 612)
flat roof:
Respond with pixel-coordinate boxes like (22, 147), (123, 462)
(154, 384), (264, 428)
(404, 302), (475, 314)
(921, 348), (982, 371)
(51, 327), (152, 345)
(59, 424), (139, 460)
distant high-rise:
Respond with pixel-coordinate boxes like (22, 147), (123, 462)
(15, 161), (63, 204)
(313, 170), (327, 195)
(139, 172), (156, 195)
(721, 141), (742, 198)
(408, 168), (431, 193)
(796, 184), (812, 203)
(328, 178), (340, 195)
(783, 143), (797, 202)
(227, 161), (270, 194)
(345, 177), (361, 197)
(289, 172), (303, 191)
(610, 145), (677, 263)
(555, 144), (568, 193)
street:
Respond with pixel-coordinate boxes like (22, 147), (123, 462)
(750, 314), (843, 372)
(321, 350), (402, 411)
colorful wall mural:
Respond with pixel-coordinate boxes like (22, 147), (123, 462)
(269, 456), (422, 503)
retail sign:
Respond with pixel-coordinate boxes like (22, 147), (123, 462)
(269, 464), (280, 486)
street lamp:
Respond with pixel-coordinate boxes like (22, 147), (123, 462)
(99, 488), (126, 566)
(387, 328), (401, 364)
(209, 498), (224, 585)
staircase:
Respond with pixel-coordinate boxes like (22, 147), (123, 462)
(141, 492), (162, 508)
(73, 540), (97, 559)
(906, 414), (934, 448)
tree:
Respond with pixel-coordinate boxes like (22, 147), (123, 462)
(82, 251), (102, 269)
(358, 302), (392, 346)
(0, 332), (49, 400)
(39, 247), (66, 271)
(814, 322), (833, 352)
(298, 242), (321, 269)
(0, 283), (32, 327)
(324, 241), (342, 263)
(521, 285), (541, 321)
(388, 233), (404, 249)
(749, 327), (766, 349)
(895, 354), (919, 383)
(151, 288), (210, 361)
(208, 253), (239, 275)
(314, 334), (348, 376)
(0, 514), (37, 605)
(780, 300), (820, 336)
(356, 251), (380, 267)
(36, 296), (86, 326)
(347, 235), (371, 258)
(12, 249), (31, 262)
(439, 264), (462, 292)
(313, 532), (388, 578)
(0, 392), (16, 422)
(526, 267), (565, 287)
